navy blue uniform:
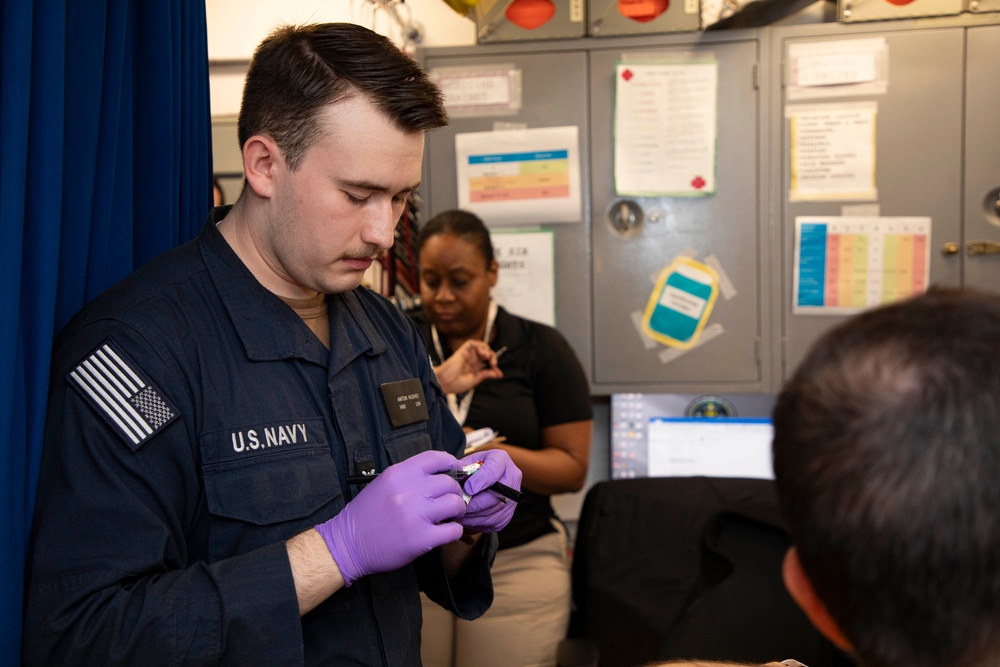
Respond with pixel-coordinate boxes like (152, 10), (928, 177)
(24, 210), (495, 666)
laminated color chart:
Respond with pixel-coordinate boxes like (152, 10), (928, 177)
(456, 126), (582, 226)
(793, 216), (931, 315)
(468, 150), (569, 202)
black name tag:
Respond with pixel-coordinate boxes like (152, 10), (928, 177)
(380, 378), (429, 428)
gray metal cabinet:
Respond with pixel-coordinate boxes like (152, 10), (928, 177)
(420, 32), (770, 396)
(772, 20), (972, 381)
(965, 24), (1000, 291)
(588, 31), (770, 394)
(418, 15), (999, 396)
(420, 46), (593, 383)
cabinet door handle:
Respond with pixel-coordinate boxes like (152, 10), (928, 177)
(966, 241), (1000, 256)
(608, 199), (643, 234)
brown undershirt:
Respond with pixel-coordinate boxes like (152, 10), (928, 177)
(279, 292), (330, 349)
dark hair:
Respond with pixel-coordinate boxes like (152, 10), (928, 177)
(416, 209), (494, 269)
(238, 23), (448, 170)
(773, 288), (1000, 667)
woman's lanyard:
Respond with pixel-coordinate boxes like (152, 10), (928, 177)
(431, 299), (498, 426)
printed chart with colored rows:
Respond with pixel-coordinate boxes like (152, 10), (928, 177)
(795, 218), (930, 314)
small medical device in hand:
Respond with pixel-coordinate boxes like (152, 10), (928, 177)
(447, 460), (524, 504)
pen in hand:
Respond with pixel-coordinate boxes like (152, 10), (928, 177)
(345, 468), (524, 503)
(482, 345), (507, 370)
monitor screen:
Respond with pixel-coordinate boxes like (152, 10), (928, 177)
(611, 393), (776, 480)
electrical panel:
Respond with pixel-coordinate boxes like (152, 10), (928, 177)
(475, 0), (587, 42)
(587, 0), (701, 36)
(837, 0), (962, 22)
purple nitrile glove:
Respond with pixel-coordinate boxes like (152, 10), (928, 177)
(454, 449), (522, 534)
(315, 450), (467, 586)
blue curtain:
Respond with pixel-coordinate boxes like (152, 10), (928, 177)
(0, 1), (211, 663)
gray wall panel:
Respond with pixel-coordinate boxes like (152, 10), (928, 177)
(421, 47), (594, 383)
(775, 23), (965, 380)
(964, 25), (1000, 289)
(589, 33), (768, 392)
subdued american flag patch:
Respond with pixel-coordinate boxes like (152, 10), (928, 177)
(67, 338), (180, 450)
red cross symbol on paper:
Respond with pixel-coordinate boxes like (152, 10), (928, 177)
(621, 69), (634, 82)
(691, 176), (706, 189)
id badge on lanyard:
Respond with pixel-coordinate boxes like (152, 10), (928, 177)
(431, 300), (498, 426)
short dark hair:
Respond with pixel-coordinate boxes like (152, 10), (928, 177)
(773, 288), (1000, 667)
(238, 23), (448, 170)
(417, 209), (495, 269)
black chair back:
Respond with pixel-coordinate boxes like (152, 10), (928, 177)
(567, 477), (855, 667)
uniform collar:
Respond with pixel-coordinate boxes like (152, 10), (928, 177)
(199, 208), (386, 370)
(329, 286), (388, 376)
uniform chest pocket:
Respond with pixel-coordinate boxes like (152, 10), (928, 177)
(201, 421), (341, 560)
(383, 423), (435, 465)
(203, 445), (341, 524)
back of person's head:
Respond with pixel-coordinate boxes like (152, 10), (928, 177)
(417, 209), (494, 269)
(773, 288), (1000, 667)
(238, 22), (448, 170)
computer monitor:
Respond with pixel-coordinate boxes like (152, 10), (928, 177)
(611, 393), (776, 480)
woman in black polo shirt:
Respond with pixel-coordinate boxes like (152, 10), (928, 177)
(411, 209), (593, 667)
